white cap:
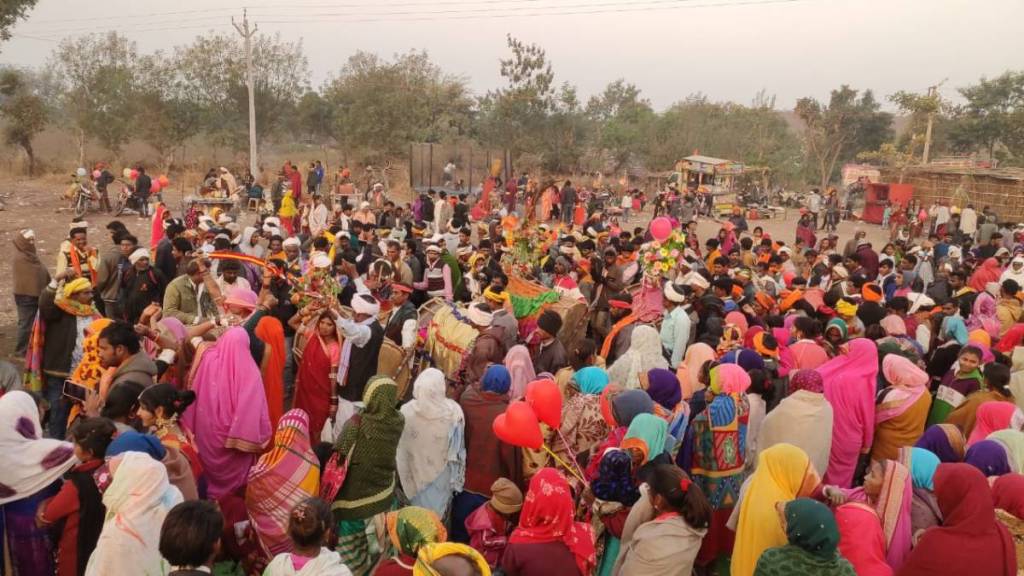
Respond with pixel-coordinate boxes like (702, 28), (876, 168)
(128, 248), (150, 265)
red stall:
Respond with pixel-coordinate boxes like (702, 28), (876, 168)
(862, 182), (914, 224)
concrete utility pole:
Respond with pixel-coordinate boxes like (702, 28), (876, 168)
(232, 9), (259, 177)
(922, 79), (946, 165)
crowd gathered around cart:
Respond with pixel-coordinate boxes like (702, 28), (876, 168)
(4, 162), (1024, 576)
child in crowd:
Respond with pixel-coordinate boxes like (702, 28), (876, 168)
(465, 478), (523, 567)
(928, 344), (985, 425)
(264, 498), (352, 576)
(159, 500), (224, 576)
(37, 417), (117, 576)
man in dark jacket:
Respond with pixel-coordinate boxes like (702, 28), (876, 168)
(119, 248), (168, 324)
(134, 166), (152, 217)
(39, 271), (98, 438)
(560, 180), (577, 225)
(155, 221), (185, 283)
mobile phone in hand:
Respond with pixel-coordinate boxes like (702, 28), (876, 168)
(62, 380), (89, 403)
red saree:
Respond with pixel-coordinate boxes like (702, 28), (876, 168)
(293, 332), (338, 442)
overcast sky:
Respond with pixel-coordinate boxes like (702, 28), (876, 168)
(4, 0), (1023, 111)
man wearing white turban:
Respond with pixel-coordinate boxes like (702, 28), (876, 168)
(457, 302), (507, 395)
(331, 293), (385, 424)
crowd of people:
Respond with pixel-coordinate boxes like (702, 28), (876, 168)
(4, 165), (1024, 576)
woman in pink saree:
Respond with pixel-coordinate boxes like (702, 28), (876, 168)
(817, 338), (878, 487)
(183, 327), (272, 498)
(835, 459), (913, 571)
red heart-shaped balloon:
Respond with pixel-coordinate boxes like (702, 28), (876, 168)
(492, 400), (543, 449)
(525, 378), (562, 430)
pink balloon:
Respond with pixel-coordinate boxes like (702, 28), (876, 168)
(650, 216), (673, 242)
(91, 170), (101, 179)
(151, 180), (162, 193)
(130, 169), (139, 180)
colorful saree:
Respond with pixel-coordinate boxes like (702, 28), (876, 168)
(246, 409), (320, 559)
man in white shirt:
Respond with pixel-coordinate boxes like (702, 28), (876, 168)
(959, 204), (978, 241)
(930, 202), (950, 234)
(308, 194), (330, 238)
(806, 189), (821, 230)
(661, 282), (691, 367)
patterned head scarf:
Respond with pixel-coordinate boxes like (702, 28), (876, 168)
(590, 449), (640, 506)
(387, 506), (447, 558)
(784, 498), (841, 559)
(789, 369), (824, 394)
(509, 468), (596, 575)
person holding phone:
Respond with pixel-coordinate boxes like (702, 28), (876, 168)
(35, 269), (100, 438)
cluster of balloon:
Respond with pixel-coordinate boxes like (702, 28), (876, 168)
(491, 379), (587, 482)
(492, 379), (561, 449)
(649, 216), (673, 242)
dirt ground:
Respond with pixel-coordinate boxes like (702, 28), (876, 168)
(0, 176), (893, 358)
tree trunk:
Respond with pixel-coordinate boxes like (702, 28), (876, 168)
(77, 128), (86, 168)
(21, 140), (35, 177)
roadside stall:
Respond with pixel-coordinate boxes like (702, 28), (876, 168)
(671, 155), (745, 217)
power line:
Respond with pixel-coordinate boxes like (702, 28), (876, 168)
(18, 0), (807, 38)
(261, 0), (807, 24)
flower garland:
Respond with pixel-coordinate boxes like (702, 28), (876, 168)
(640, 230), (688, 276)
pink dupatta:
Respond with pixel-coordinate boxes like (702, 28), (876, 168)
(183, 327), (272, 498)
(876, 354), (928, 423)
(818, 338), (878, 487)
(842, 460), (913, 570)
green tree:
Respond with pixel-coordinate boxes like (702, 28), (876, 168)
(586, 79), (654, 172)
(48, 32), (142, 164)
(947, 71), (1024, 164)
(0, 67), (47, 175)
(173, 32), (309, 150)
(477, 35), (557, 157)
(795, 85), (893, 189)
(294, 91), (334, 144)
(0, 0), (37, 45)
(324, 50), (473, 156)
(134, 52), (205, 170)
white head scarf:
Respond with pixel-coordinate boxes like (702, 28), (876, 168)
(396, 368), (465, 500)
(607, 325), (669, 390)
(86, 452), (183, 576)
(0, 391), (77, 505)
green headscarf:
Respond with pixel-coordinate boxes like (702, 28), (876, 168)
(622, 413), (668, 464)
(783, 498), (840, 560)
(825, 318), (848, 340)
